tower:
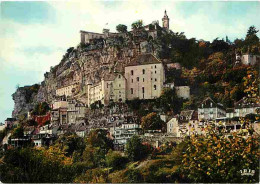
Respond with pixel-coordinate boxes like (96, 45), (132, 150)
(162, 10), (169, 30)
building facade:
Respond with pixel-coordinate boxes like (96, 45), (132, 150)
(125, 54), (165, 100)
(198, 97), (226, 121)
(87, 73), (126, 107)
(56, 84), (77, 97)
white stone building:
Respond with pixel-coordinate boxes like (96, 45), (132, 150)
(233, 98), (260, 118)
(175, 86), (190, 99)
(56, 83), (77, 97)
(87, 72), (126, 107)
(125, 54), (165, 100)
(113, 122), (141, 145)
(240, 54), (260, 66)
(198, 97), (226, 121)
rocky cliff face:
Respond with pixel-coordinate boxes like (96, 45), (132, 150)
(12, 27), (167, 118)
(12, 85), (40, 118)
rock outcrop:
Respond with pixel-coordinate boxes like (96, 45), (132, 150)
(12, 26), (168, 118)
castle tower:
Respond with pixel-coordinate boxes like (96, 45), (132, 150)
(162, 10), (169, 30)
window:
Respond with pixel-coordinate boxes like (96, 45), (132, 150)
(131, 79), (133, 83)
(119, 84), (121, 87)
(131, 70), (134, 75)
(131, 88), (133, 94)
(142, 87), (145, 93)
(143, 78), (144, 82)
(118, 75), (121, 78)
(151, 78), (152, 80)
(155, 65), (157, 68)
(154, 85), (157, 90)
(137, 77), (139, 81)
(142, 69), (145, 74)
(155, 71), (157, 74)
(155, 78), (157, 81)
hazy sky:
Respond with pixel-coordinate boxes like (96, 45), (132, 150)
(0, 0), (260, 123)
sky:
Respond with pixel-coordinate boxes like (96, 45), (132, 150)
(0, 0), (260, 124)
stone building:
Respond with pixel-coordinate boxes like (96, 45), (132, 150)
(87, 72), (126, 107)
(233, 98), (259, 118)
(175, 86), (190, 99)
(236, 54), (260, 66)
(198, 97), (226, 121)
(67, 101), (86, 124)
(125, 53), (165, 100)
(56, 83), (77, 97)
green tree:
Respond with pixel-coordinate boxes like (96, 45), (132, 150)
(116, 24), (127, 33)
(157, 88), (183, 114)
(87, 129), (113, 152)
(11, 126), (24, 138)
(179, 127), (259, 183)
(54, 133), (85, 157)
(141, 112), (164, 131)
(125, 135), (149, 161)
(131, 20), (143, 30)
(106, 150), (128, 170)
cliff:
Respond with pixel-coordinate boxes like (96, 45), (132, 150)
(12, 26), (166, 118)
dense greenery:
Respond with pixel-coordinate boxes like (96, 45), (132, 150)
(0, 126), (259, 183)
(116, 24), (128, 33)
(32, 102), (50, 115)
(141, 112), (165, 131)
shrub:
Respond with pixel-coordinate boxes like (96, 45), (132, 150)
(106, 150), (128, 170)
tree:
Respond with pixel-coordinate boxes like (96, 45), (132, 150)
(0, 147), (74, 183)
(116, 24), (127, 33)
(179, 125), (259, 183)
(131, 20), (143, 30)
(106, 150), (128, 170)
(54, 134), (85, 157)
(87, 129), (113, 152)
(125, 135), (149, 161)
(141, 112), (164, 131)
(11, 126), (24, 138)
(246, 26), (259, 38)
(32, 102), (50, 115)
(157, 88), (183, 114)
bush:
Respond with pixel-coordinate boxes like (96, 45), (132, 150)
(125, 135), (150, 161)
(106, 150), (128, 170)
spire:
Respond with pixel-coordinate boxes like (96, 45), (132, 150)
(162, 10), (170, 30)
(164, 10), (167, 17)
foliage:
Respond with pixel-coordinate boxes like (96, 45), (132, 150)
(106, 150), (128, 170)
(32, 102), (50, 115)
(156, 88), (183, 114)
(179, 126), (260, 183)
(74, 168), (109, 183)
(131, 20), (143, 30)
(23, 84), (40, 103)
(54, 133), (85, 157)
(116, 24), (128, 33)
(0, 128), (7, 143)
(90, 100), (104, 110)
(11, 126), (24, 138)
(87, 129), (113, 152)
(141, 112), (165, 131)
(0, 147), (74, 183)
(125, 135), (150, 161)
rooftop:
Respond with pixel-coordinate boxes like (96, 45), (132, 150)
(127, 53), (161, 67)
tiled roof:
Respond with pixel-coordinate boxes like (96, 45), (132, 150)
(127, 53), (161, 66)
(234, 97), (260, 109)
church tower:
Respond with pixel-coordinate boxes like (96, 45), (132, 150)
(162, 10), (169, 30)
